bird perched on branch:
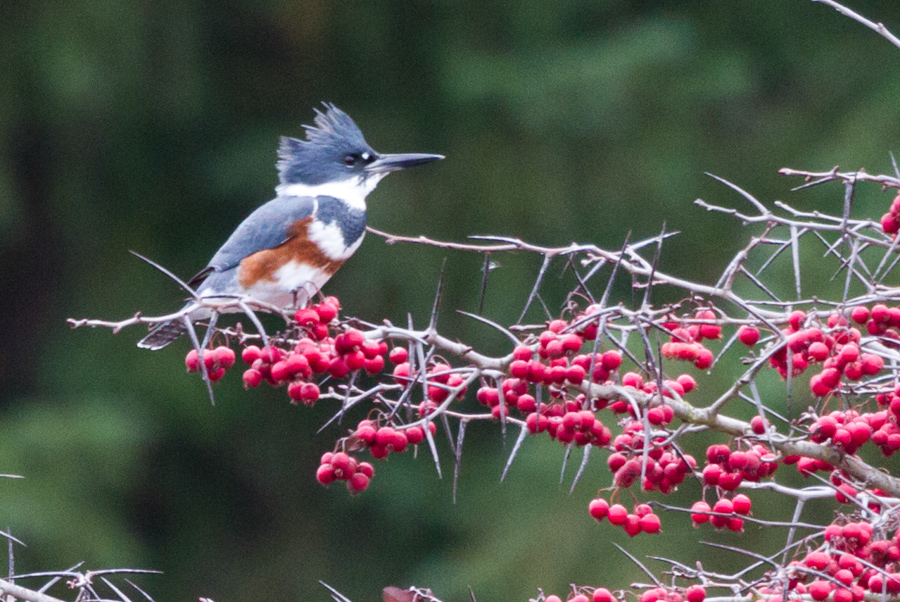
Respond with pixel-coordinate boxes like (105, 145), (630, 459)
(138, 104), (443, 350)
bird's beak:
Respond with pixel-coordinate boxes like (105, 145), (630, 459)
(365, 152), (444, 174)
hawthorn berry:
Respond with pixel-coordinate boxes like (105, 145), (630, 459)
(731, 494), (752, 515)
(639, 512), (661, 534)
(690, 501), (711, 525)
(607, 504), (628, 526)
(589, 498), (609, 521)
(592, 589), (617, 602)
(734, 324), (759, 347)
(685, 586), (706, 602)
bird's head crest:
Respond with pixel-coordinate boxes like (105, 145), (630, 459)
(277, 103), (374, 185)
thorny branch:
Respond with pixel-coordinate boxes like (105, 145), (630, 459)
(67, 164), (900, 598)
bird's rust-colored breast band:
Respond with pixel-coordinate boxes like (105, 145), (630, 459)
(238, 217), (344, 288)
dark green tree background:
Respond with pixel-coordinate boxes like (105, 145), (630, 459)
(2, 2), (900, 601)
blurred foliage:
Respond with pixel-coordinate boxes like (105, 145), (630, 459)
(2, 1), (900, 601)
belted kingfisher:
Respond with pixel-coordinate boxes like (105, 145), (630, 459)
(137, 103), (443, 350)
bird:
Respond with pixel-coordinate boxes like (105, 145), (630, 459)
(137, 103), (443, 350)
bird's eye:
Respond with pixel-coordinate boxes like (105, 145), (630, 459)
(344, 154), (357, 167)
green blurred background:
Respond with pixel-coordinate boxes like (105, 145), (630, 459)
(2, 1), (900, 601)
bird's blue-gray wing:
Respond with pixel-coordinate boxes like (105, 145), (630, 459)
(188, 195), (316, 287)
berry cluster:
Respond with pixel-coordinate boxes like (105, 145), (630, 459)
(701, 443), (778, 491)
(689, 494), (752, 532)
(184, 298), (396, 409)
(588, 499), (661, 536)
(523, 398), (612, 447)
(178, 295), (900, 516)
(607, 421), (696, 492)
(762, 311), (883, 396)
(606, 371), (695, 424)
(316, 451), (375, 495)
(473, 316), (624, 445)
(184, 345), (236, 381)
(851, 303), (900, 340)
(349, 419), (435, 460)
(392, 354), (469, 405)
(543, 586), (704, 602)
(641, 586), (705, 602)
(659, 309), (720, 369)
(776, 520), (900, 602)
(809, 411), (873, 455)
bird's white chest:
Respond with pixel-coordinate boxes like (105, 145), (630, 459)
(307, 220), (365, 261)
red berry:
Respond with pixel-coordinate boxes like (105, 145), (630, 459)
(561, 333), (584, 354)
(861, 353), (884, 375)
(345, 350), (365, 371)
(738, 326), (759, 347)
(850, 306), (870, 324)
(405, 426), (425, 445)
(685, 586), (706, 602)
(299, 382), (319, 405)
(732, 494), (752, 515)
(832, 589), (852, 602)
(788, 310), (806, 332)
(214, 346), (235, 369)
(701, 464), (722, 486)
(287, 380), (305, 402)
(634, 503), (653, 517)
(242, 369), (263, 388)
(316, 464), (336, 485)
(647, 407), (666, 425)
(330, 452), (352, 478)
(329, 358), (350, 379)
(750, 415), (768, 434)
(690, 501), (711, 525)
(677, 374), (697, 393)
(809, 581), (832, 601)
(589, 498), (609, 521)
(607, 503), (628, 525)
(639, 513), (661, 534)
(808, 341), (830, 362)
(364, 355), (385, 374)
(706, 444), (731, 464)
(804, 551), (831, 570)
(592, 589), (616, 602)
(270, 360), (291, 382)
(315, 302), (338, 323)
(566, 364), (587, 384)
(347, 472), (370, 494)
(388, 347), (408, 364)
(547, 319), (567, 333)
(509, 360), (529, 379)
(242, 345), (261, 364)
(354, 423), (377, 446)
(694, 348), (713, 370)
(623, 514), (642, 537)
(835, 570), (855, 587)
(713, 498), (734, 515)
(601, 350), (622, 370)
(185, 349), (200, 373)
(295, 308), (320, 327)
(512, 345), (532, 361)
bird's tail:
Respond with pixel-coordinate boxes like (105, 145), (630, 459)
(137, 320), (188, 350)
